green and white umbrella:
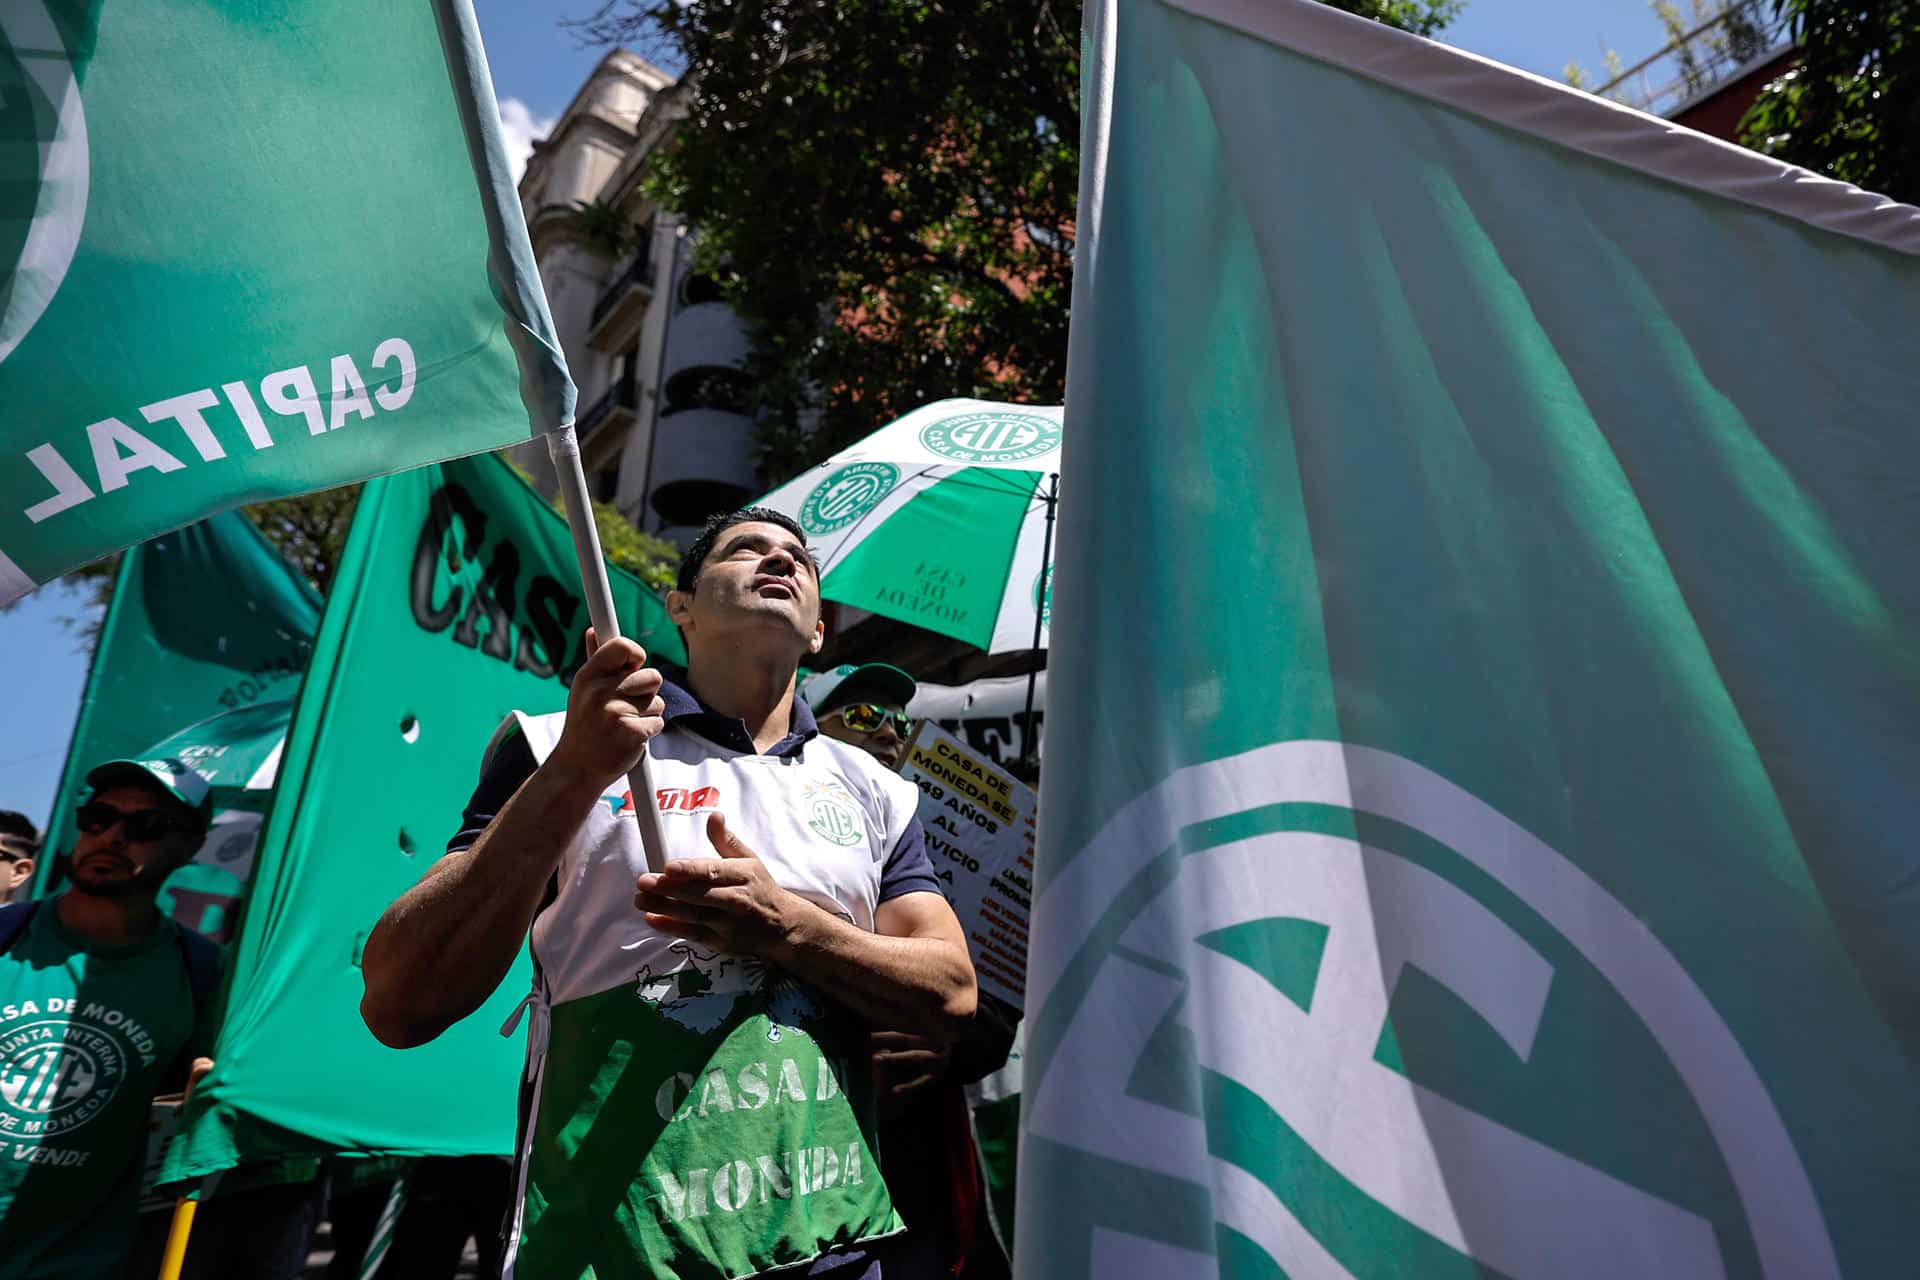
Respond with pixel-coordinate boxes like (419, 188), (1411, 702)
(758, 399), (1062, 654)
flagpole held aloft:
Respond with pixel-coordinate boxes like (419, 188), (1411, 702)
(546, 426), (669, 874)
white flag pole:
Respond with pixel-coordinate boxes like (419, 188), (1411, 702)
(546, 425), (670, 873)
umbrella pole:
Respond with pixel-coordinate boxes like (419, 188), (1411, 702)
(1020, 474), (1059, 774)
(546, 426), (670, 874)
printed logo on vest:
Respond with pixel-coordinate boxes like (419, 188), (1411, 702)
(802, 780), (864, 848)
(635, 942), (823, 1042)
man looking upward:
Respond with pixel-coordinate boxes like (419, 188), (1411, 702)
(360, 508), (976, 1280)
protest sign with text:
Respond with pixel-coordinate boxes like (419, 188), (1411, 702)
(897, 722), (1032, 1010)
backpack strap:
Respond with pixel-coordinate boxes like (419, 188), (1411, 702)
(173, 924), (224, 1011)
(0, 900), (39, 953)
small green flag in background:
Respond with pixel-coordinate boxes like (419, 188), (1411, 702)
(36, 510), (320, 900)
(1023, 1), (1920, 1277)
(162, 453), (682, 1183)
(0, 0), (571, 603)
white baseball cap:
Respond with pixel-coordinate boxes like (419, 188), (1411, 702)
(85, 757), (215, 833)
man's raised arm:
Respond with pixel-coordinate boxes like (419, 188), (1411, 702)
(359, 635), (664, 1048)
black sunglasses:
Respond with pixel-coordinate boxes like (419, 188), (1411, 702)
(76, 800), (191, 842)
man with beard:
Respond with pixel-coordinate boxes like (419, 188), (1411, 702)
(0, 759), (220, 1278)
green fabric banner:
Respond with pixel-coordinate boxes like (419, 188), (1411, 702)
(1023, 1), (1920, 1277)
(0, 0), (571, 604)
(163, 453), (683, 1181)
(36, 512), (321, 907)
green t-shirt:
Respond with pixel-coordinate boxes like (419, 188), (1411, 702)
(0, 899), (208, 1280)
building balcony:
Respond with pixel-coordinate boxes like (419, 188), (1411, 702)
(576, 372), (638, 446)
(662, 298), (751, 375)
(586, 251), (655, 352)
(647, 407), (756, 530)
(1596, 0), (1792, 120)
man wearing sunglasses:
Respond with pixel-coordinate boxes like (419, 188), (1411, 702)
(362, 507), (975, 1280)
(0, 758), (220, 1278)
(804, 664), (918, 772)
(802, 666), (1017, 1280)
(0, 812), (39, 904)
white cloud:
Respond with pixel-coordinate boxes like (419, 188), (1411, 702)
(498, 97), (557, 186)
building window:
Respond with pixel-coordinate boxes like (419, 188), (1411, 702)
(653, 479), (753, 530)
(593, 461), (620, 503)
(661, 365), (752, 416)
(678, 271), (725, 307)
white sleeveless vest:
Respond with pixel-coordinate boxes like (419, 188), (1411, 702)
(502, 707), (919, 1280)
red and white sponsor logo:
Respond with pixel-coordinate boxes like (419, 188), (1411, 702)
(655, 786), (722, 813)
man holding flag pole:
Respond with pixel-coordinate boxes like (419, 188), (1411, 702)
(359, 506), (976, 1279)
(0, 0), (694, 1269)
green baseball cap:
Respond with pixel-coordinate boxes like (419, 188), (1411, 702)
(85, 757), (215, 834)
(799, 663), (918, 714)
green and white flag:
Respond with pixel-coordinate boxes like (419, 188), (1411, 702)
(0, 0), (571, 604)
(1022, 1), (1920, 1277)
(36, 510), (321, 894)
(163, 453), (683, 1182)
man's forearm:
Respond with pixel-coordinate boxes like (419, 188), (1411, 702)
(768, 903), (977, 1041)
(360, 762), (597, 1047)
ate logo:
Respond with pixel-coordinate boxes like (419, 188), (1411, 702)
(1023, 743), (1840, 1279)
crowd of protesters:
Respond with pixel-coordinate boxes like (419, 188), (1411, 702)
(2, 507), (1022, 1280)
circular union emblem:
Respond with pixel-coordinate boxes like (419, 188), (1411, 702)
(807, 798), (863, 848)
(0, 4), (91, 366)
(799, 462), (900, 536)
(1022, 744), (1838, 1280)
(919, 411), (1061, 465)
(0, 1019), (126, 1133)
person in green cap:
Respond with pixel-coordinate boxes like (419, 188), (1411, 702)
(801, 665), (1017, 1280)
(802, 664), (918, 772)
(0, 757), (222, 1279)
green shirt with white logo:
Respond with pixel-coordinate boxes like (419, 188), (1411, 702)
(0, 900), (205, 1279)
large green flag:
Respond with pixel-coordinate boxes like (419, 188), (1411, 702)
(1022, 2), (1920, 1277)
(35, 511), (320, 901)
(163, 453), (683, 1181)
(0, 0), (570, 604)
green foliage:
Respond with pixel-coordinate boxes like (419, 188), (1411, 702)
(1740, 0), (1919, 204)
(589, 497), (681, 593)
(581, 0), (1459, 483)
(568, 198), (642, 259)
(505, 460), (680, 592)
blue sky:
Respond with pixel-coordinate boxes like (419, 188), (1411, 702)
(0, 1), (1680, 829)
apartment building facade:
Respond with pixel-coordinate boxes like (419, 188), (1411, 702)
(513, 51), (759, 547)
